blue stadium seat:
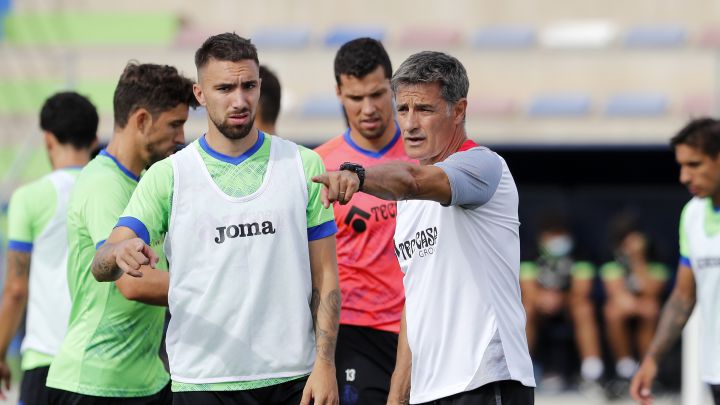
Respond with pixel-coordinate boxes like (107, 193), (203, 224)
(300, 95), (343, 119)
(0, 0), (11, 40)
(472, 26), (535, 48)
(623, 25), (686, 48)
(324, 27), (384, 47)
(605, 93), (668, 116)
(251, 27), (310, 49)
(528, 94), (591, 117)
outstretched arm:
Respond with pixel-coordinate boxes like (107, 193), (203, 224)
(630, 264), (696, 404)
(0, 251), (30, 399)
(301, 235), (340, 405)
(312, 162), (451, 207)
(92, 226), (168, 306)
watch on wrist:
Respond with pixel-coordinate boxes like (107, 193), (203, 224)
(339, 162), (365, 191)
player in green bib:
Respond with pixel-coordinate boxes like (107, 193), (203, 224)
(93, 33), (341, 405)
(0, 92), (98, 405)
(45, 63), (197, 405)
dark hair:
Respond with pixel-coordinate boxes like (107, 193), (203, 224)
(258, 65), (282, 126)
(536, 211), (570, 235)
(40, 91), (98, 149)
(671, 117), (720, 158)
(113, 62), (197, 129)
(392, 51), (469, 105)
(334, 37), (392, 86)
(195, 32), (259, 70)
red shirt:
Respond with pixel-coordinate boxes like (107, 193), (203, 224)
(315, 128), (414, 333)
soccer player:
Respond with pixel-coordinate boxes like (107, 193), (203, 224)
(314, 37), (411, 405)
(631, 118), (720, 405)
(0, 92), (98, 404)
(92, 33), (340, 405)
(313, 51), (536, 404)
(256, 65), (281, 134)
(520, 215), (602, 388)
(45, 63), (196, 405)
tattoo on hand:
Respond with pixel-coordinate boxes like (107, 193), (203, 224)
(310, 288), (320, 330)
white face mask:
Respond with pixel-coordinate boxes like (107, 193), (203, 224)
(543, 235), (574, 257)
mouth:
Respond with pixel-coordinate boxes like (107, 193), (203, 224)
(404, 136), (425, 147)
(360, 118), (381, 130)
(227, 112), (250, 126)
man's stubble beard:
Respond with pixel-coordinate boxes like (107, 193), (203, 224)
(210, 110), (256, 140)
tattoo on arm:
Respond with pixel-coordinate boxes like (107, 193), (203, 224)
(311, 288), (341, 364)
(647, 293), (695, 361)
(10, 252), (30, 277)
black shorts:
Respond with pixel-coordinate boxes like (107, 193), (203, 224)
(172, 376), (307, 405)
(711, 384), (720, 405)
(416, 380), (534, 405)
(20, 366), (51, 405)
(47, 383), (172, 405)
(335, 324), (398, 405)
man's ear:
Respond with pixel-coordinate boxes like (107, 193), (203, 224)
(453, 98), (468, 124)
(43, 131), (56, 151)
(132, 108), (152, 135)
(193, 83), (206, 107)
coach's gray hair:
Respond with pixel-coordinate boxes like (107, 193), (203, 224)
(391, 51), (469, 105)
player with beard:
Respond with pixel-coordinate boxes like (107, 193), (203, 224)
(92, 33), (341, 405)
(314, 38), (412, 405)
(45, 63), (197, 405)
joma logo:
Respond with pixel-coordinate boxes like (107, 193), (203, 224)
(214, 221), (276, 244)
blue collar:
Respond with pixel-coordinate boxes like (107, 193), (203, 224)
(98, 149), (139, 182)
(199, 131), (265, 165)
(343, 122), (401, 159)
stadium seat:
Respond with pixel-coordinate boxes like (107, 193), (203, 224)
(623, 25), (686, 48)
(698, 26), (720, 48)
(0, 0), (10, 40)
(324, 26), (385, 47)
(539, 21), (616, 49)
(0, 80), (64, 114)
(604, 93), (668, 117)
(467, 96), (517, 117)
(3, 12), (179, 46)
(682, 93), (716, 117)
(528, 94), (592, 117)
(300, 95), (343, 119)
(397, 27), (462, 48)
(471, 26), (535, 48)
(251, 27), (310, 49)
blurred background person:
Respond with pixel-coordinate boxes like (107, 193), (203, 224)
(256, 64), (281, 135)
(602, 213), (669, 382)
(520, 213), (603, 390)
(0, 92), (98, 404)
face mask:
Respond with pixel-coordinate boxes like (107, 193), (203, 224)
(543, 235), (574, 257)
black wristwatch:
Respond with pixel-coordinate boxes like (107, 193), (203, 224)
(339, 162), (365, 191)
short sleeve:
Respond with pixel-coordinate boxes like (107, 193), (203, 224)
(298, 146), (337, 241)
(600, 262), (624, 280)
(435, 147), (502, 208)
(85, 176), (137, 248)
(519, 262), (538, 280)
(571, 261), (596, 280)
(679, 203), (691, 267)
(7, 186), (36, 251)
(118, 159), (174, 245)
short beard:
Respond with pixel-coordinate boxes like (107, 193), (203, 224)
(356, 123), (387, 140)
(211, 111), (255, 140)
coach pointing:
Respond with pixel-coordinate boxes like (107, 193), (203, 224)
(313, 51), (535, 405)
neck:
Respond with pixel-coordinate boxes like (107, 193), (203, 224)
(423, 125), (468, 166)
(205, 125), (259, 157)
(50, 146), (91, 170)
(348, 121), (397, 152)
(106, 128), (147, 177)
(712, 193), (720, 208)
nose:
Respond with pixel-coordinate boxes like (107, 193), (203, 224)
(400, 110), (420, 135)
(679, 166), (691, 185)
(230, 88), (248, 110)
(361, 97), (376, 115)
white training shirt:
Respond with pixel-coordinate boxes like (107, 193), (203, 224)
(164, 136), (316, 383)
(679, 197), (720, 384)
(395, 145), (535, 403)
(21, 170), (75, 358)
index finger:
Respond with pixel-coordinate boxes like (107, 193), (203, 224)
(311, 173), (329, 186)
